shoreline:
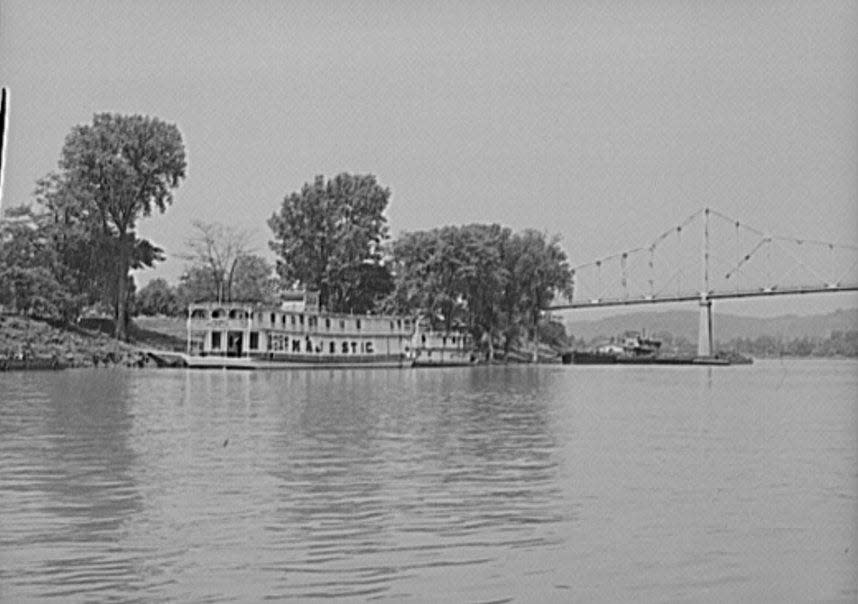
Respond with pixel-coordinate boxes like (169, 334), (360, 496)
(0, 314), (171, 370)
(2, 314), (855, 372)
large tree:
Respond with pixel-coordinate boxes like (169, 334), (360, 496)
(390, 224), (572, 359)
(51, 114), (186, 339)
(268, 173), (391, 312)
(500, 229), (572, 360)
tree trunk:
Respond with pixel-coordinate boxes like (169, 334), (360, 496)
(114, 234), (131, 341)
(226, 257), (240, 303)
(532, 307), (539, 363)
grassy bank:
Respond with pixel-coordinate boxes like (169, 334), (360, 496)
(0, 314), (185, 369)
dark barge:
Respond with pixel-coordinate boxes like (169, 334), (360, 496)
(561, 332), (751, 366)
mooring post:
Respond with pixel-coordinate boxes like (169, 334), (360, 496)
(697, 295), (713, 358)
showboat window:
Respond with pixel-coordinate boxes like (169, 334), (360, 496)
(270, 334), (285, 352)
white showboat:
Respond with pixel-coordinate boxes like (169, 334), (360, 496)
(410, 321), (476, 367)
(182, 291), (416, 369)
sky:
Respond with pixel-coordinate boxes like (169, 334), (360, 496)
(1, 0), (856, 317)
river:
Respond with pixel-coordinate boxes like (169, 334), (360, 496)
(1, 360), (856, 602)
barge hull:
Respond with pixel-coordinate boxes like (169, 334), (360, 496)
(566, 353), (737, 366)
(179, 353), (410, 370)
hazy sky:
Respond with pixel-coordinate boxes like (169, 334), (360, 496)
(1, 0), (856, 316)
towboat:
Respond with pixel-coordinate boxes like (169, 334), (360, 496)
(569, 331), (661, 364)
(563, 331), (751, 366)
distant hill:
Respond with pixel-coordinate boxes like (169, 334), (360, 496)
(563, 307), (858, 344)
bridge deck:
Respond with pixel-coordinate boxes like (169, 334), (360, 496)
(549, 283), (858, 310)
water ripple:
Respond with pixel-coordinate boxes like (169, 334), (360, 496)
(1, 363), (856, 601)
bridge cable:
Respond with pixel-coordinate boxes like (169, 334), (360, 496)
(735, 221), (740, 294)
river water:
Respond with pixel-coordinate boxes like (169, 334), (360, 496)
(1, 360), (856, 602)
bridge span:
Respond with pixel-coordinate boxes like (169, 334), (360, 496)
(548, 208), (858, 357)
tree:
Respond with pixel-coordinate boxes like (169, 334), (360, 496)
(0, 265), (71, 320)
(0, 204), (80, 320)
(176, 253), (277, 306)
(268, 173), (391, 312)
(230, 254), (278, 304)
(390, 224), (572, 360)
(388, 228), (463, 327)
(389, 224), (510, 335)
(502, 230), (572, 360)
(176, 265), (218, 306)
(182, 220), (253, 303)
(50, 113), (186, 339)
(135, 278), (180, 316)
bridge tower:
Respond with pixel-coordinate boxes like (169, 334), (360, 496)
(697, 208), (713, 358)
(697, 296), (713, 357)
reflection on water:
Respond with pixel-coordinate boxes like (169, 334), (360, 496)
(1, 362), (856, 601)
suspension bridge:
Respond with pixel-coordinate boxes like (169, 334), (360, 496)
(549, 208), (858, 357)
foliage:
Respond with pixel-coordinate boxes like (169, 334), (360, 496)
(0, 265), (73, 320)
(230, 254), (278, 304)
(43, 113), (186, 339)
(389, 224), (572, 354)
(134, 278), (181, 316)
(537, 318), (571, 350)
(175, 265), (218, 306)
(723, 331), (858, 357)
(0, 205), (82, 320)
(268, 173), (391, 312)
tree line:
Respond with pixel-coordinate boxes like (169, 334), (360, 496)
(1, 113), (573, 352)
(722, 332), (858, 358)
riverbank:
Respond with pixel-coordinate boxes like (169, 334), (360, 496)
(0, 314), (183, 369)
(1, 313), (567, 370)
